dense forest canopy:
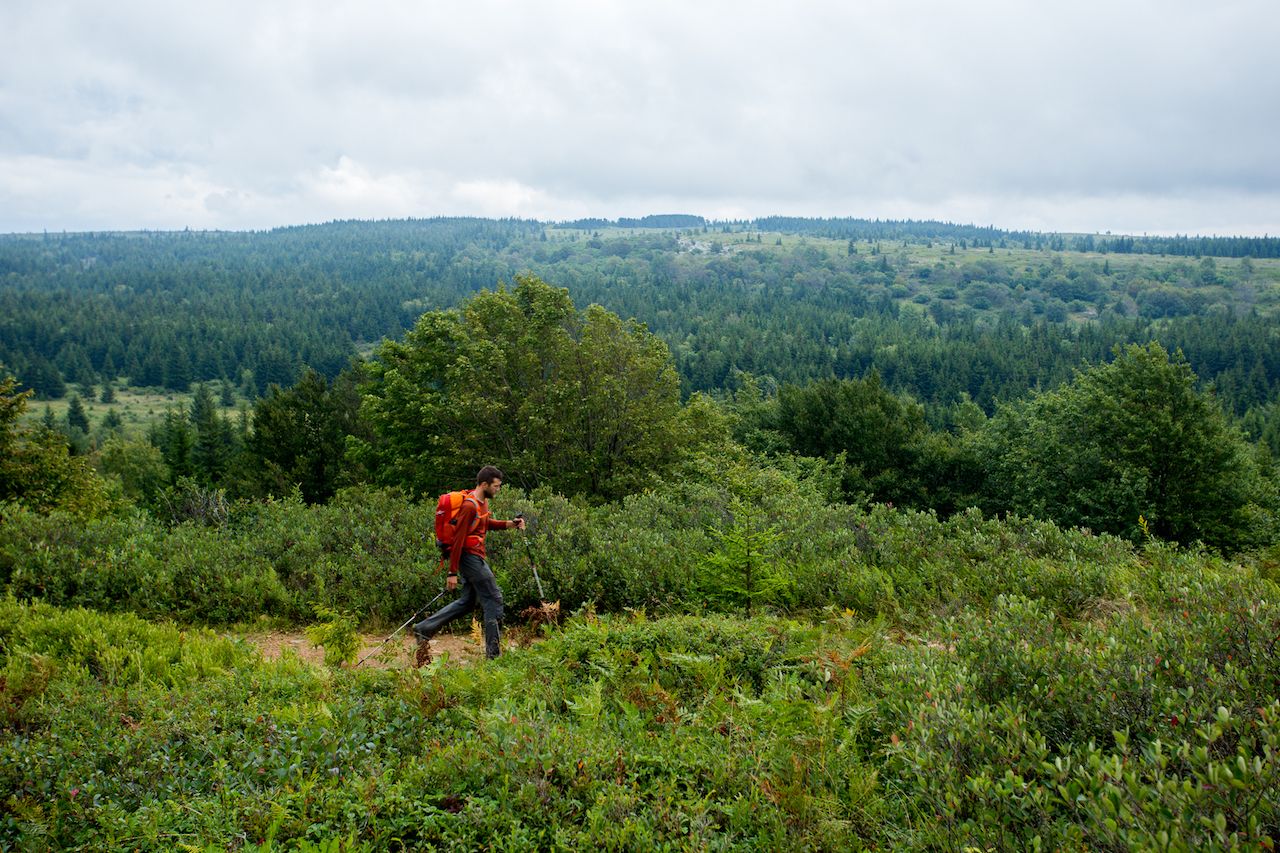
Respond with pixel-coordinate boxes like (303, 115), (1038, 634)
(2, 217), (1278, 419)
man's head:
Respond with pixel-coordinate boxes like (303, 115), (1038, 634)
(475, 465), (505, 499)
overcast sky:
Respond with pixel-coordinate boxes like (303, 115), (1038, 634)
(2, 1), (1278, 236)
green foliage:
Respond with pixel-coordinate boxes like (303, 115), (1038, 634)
(0, 604), (882, 850)
(248, 367), (368, 503)
(4, 222), (1280, 425)
(3, 580), (1278, 850)
(190, 382), (238, 484)
(64, 394), (89, 434)
(155, 476), (230, 526)
(303, 605), (359, 667)
(696, 503), (791, 616)
(0, 597), (249, 733)
(0, 468), (1174, 634)
(96, 435), (168, 506)
(775, 372), (930, 504)
(0, 486), (445, 627)
(0, 373), (113, 517)
(876, 586), (1280, 849)
(355, 273), (699, 500)
(7, 224), (1280, 521)
(978, 342), (1277, 550)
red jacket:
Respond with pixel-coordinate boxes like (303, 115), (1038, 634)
(448, 491), (514, 576)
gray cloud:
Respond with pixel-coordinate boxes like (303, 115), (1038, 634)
(2, 0), (1278, 234)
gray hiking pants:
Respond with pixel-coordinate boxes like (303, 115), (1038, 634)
(412, 552), (504, 659)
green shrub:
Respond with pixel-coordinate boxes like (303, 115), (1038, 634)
(2, 598), (1277, 850)
(874, 589), (1280, 848)
(0, 598), (249, 694)
(2, 473), (1271, 636)
(303, 605), (359, 667)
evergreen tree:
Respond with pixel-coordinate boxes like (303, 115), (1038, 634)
(247, 367), (366, 502)
(163, 346), (194, 392)
(697, 509), (789, 617)
(1, 373), (110, 515)
(191, 384), (237, 484)
(66, 394), (90, 433)
(153, 408), (195, 481)
(25, 356), (66, 399)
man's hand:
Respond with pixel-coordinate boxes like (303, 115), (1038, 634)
(513, 516), (527, 531)
(446, 574), (458, 591)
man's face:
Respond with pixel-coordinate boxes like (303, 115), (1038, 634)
(479, 478), (502, 500)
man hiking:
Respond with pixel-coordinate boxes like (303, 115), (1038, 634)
(414, 465), (525, 664)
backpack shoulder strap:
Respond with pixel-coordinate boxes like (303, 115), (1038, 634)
(459, 491), (486, 531)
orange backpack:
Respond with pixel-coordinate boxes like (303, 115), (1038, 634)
(434, 489), (483, 553)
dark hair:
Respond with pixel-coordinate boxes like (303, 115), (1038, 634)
(476, 465), (505, 486)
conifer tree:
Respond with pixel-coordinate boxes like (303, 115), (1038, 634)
(697, 503), (790, 616)
(66, 394), (90, 434)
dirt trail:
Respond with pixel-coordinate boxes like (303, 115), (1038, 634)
(243, 630), (485, 669)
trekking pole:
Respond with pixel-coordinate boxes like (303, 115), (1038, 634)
(514, 513), (545, 600)
(355, 587), (448, 667)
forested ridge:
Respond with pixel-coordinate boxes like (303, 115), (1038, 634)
(3, 217), (1279, 421)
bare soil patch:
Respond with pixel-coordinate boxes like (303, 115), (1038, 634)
(243, 630), (486, 669)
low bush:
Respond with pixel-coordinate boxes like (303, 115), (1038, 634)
(1, 472), (1269, 634)
(3, 598), (1277, 850)
(875, 587), (1280, 849)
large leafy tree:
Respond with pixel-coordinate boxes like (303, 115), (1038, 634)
(977, 343), (1276, 549)
(354, 274), (694, 500)
(772, 373), (937, 506)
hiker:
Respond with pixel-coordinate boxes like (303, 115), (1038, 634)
(413, 465), (525, 664)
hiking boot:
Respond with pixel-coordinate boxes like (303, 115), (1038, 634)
(415, 636), (433, 667)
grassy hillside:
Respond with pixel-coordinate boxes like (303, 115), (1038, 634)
(2, 536), (1276, 850)
(3, 480), (1279, 848)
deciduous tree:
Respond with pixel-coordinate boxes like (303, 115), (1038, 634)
(977, 343), (1275, 549)
(354, 274), (694, 500)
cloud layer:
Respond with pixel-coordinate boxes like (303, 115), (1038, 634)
(3, 1), (1278, 234)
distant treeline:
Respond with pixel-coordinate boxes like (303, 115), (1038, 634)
(556, 214), (707, 229)
(748, 217), (1280, 258)
(552, 214), (1280, 258)
(751, 216), (1028, 245)
(5, 278), (1275, 554)
(0, 218), (541, 396)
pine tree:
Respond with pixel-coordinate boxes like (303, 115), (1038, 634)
(697, 505), (790, 616)
(66, 395), (90, 433)
(191, 384), (236, 484)
(154, 408), (195, 480)
(26, 356), (66, 399)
